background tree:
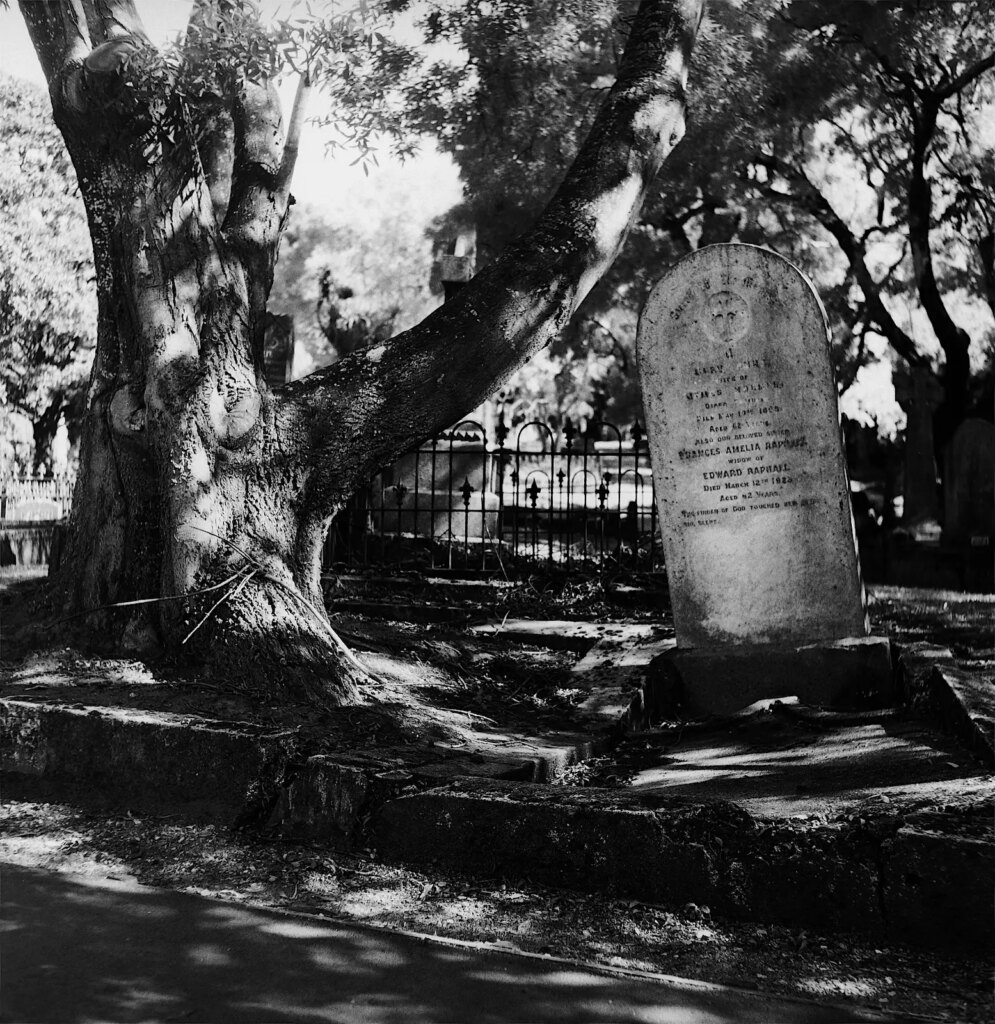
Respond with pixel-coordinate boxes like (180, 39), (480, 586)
(409, 0), (994, 452)
(16, 0), (703, 706)
(268, 194), (442, 372)
(0, 74), (95, 474)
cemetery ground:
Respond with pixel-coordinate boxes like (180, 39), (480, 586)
(2, 568), (993, 1022)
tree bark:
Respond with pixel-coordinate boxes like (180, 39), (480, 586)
(22, 0), (703, 707)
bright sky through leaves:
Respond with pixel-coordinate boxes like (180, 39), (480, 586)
(0, 1), (462, 232)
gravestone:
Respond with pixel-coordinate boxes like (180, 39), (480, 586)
(944, 418), (995, 543)
(637, 243), (891, 714)
(372, 438), (500, 541)
(894, 365), (943, 531)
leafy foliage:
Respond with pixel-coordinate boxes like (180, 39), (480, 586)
(112, 1), (431, 174)
(399, 0), (994, 436)
(0, 75), (95, 474)
(269, 195), (441, 372)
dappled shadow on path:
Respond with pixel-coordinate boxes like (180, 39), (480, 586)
(0, 864), (885, 1024)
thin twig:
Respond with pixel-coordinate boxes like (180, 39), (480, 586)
(182, 568), (257, 645)
(186, 525), (378, 684)
(49, 568), (250, 626)
(186, 525), (266, 572)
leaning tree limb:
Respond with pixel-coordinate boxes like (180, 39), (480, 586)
(284, 0), (706, 522)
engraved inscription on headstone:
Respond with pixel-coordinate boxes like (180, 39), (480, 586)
(637, 243), (868, 651)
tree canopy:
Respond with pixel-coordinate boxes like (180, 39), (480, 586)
(403, 0), (994, 444)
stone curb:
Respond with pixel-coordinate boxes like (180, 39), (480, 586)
(894, 643), (995, 769)
(3, 694), (991, 952)
(0, 698), (595, 827)
(0, 699), (304, 819)
(368, 778), (994, 952)
(929, 665), (995, 768)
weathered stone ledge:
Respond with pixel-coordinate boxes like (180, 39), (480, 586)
(894, 643), (995, 769)
(2, 695), (990, 952)
(369, 777), (993, 951)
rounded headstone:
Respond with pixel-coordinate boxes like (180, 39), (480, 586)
(637, 243), (868, 647)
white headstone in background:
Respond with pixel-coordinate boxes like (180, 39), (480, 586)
(51, 416), (71, 476)
(637, 244), (889, 713)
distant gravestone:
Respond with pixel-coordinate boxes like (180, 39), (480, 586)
(894, 365), (943, 529)
(637, 243), (891, 714)
(944, 418), (995, 543)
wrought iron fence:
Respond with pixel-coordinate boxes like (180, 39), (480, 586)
(323, 417), (664, 576)
(0, 427), (664, 577)
(0, 476), (75, 568)
(0, 475), (75, 521)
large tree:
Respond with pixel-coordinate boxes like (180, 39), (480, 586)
(18, 0), (703, 705)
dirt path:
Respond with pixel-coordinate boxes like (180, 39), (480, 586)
(2, 801), (989, 1023)
(3, 862), (899, 1024)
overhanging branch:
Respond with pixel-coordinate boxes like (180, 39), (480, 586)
(755, 154), (927, 370)
(935, 51), (995, 102)
(280, 0), (705, 513)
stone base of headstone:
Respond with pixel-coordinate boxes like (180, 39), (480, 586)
(651, 636), (894, 716)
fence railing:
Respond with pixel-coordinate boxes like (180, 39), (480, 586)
(2, 422), (666, 577)
(0, 475), (75, 521)
(323, 417), (664, 576)
(0, 476), (75, 569)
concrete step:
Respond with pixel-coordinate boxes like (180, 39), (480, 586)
(2, 627), (992, 953)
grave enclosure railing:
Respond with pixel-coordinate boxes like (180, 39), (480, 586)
(1, 422), (665, 578)
(0, 475), (76, 569)
(323, 417), (665, 578)
(0, 475), (75, 520)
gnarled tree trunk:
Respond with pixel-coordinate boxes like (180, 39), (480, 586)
(23, 0), (703, 707)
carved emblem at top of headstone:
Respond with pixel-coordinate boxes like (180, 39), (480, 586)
(702, 289), (751, 345)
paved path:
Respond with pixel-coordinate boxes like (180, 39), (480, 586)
(0, 864), (890, 1024)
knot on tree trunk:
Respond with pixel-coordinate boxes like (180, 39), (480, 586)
(58, 35), (162, 133)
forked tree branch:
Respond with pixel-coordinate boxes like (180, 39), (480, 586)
(934, 52), (995, 102)
(754, 155), (929, 371)
(22, 0), (154, 123)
